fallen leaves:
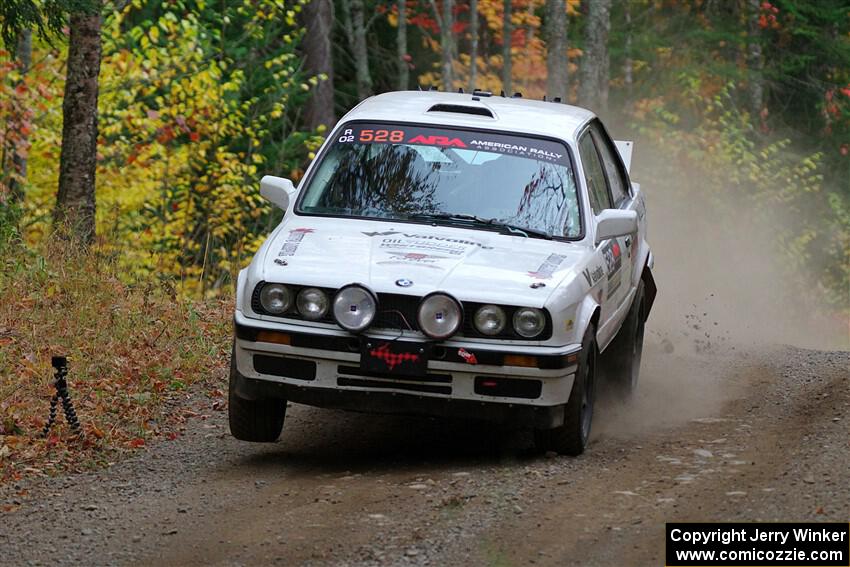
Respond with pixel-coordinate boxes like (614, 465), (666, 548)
(0, 247), (231, 485)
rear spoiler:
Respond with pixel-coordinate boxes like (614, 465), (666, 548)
(614, 140), (633, 173)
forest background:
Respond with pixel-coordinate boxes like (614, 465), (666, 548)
(0, 0), (848, 480)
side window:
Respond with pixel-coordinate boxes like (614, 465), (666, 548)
(579, 133), (612, 214)
(590, 123), (630, 207)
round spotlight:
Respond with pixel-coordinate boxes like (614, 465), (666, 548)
(296, 287), (329, 320)
(259, 283), (292, 314)
(473, 304), (507, 336)
(332, 284), (377, 332)
(418, 293), (462, 340)
(512, 307), (546, 338)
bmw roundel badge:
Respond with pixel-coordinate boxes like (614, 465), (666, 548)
(395, 278), (414, 288)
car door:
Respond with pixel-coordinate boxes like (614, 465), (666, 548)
(588, 121), (640, 301)
(577, 130), (629, 345)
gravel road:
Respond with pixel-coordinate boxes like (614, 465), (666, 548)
(1, 341), (847, 566)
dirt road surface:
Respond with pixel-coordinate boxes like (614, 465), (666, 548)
(1, 341), (847, 566)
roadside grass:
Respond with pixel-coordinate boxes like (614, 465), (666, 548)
(0, 238), (232, 491)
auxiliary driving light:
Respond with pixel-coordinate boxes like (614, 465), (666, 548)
(418, 293), (462, 340)
(332, 284), (377, 332)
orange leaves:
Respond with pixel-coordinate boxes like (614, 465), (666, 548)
(758, 2), (780, 30)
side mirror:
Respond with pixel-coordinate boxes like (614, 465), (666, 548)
(260, 175), (296, 211)
(595, 209), (638, 245)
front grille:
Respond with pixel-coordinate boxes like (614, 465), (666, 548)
(373, 293), (421, 331)
(252, 283), (552, 340)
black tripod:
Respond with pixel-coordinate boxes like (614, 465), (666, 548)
(41, 356), (82, 437)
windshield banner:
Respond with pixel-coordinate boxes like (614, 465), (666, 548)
(334, 123), (570, 166)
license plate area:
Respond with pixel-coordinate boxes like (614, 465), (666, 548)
(360, 339), (430, 377)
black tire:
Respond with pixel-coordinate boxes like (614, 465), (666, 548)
(535, 324), (597, 456)
(228, 347), (286, 442)
(605, 280), (646, 401)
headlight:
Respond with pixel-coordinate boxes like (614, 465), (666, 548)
(473, 305), (506, 336)
(332, 284), (377, 332)
(418, 293), (462, 339)
(259, 283), (292, 314)
(296, 287), (329, 320)
(513, 307), (546, 338)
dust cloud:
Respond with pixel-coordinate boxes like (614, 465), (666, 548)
(595, 143), (848, 440)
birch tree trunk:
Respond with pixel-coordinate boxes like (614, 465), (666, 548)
(746, 0), (764, 118)
(623, 1), (633, 104)
(577, 0), (610, 113)
(469, 0), (478, 91)
(441, 0), (455, 90)
(397, 0), (409, 90)
(341, 0), (373, 100)
(502, 0), (512, 94)
(9, 28), (31, 203)
(303, 0), (336, 129)
(544, 0), (568, 101)
(55, 6), (102, 244)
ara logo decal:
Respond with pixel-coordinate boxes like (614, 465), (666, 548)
(407, 135), (468, 148)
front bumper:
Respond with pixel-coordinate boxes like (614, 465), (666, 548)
(233, 311), (580, 426)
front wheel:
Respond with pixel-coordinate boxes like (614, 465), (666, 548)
(228, 346), (286, 442)
(535, 324), (597, 456)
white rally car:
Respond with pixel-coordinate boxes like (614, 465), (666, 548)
(229, 90), (656, 455)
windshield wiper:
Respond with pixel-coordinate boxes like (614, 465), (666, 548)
(486, 220), (553, 239)
(408, 212), (490, 224)
(407, 213), (553, 240)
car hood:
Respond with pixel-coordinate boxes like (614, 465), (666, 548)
(260, 217), (589, 307)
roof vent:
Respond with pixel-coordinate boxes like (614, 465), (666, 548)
(426, 104), (494, 118)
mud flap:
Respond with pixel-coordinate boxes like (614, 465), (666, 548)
(642, 266), (657, 321)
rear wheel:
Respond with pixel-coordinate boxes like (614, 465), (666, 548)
(228, 345), (286, 442)
(606, 280), (646, 400)
(535, 324), (597, 456)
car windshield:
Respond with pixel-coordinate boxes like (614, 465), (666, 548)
(296, 122), (582, 238)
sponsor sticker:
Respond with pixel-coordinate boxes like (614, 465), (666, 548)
(278, 228), (314, 257)
(458, 348), (478, 365)
(582, 264), (605, 287)
(336, 124), (570, 166)
(528, 253), (567, 279)
(376, 252), (449, 269)
(364, 230), (494, 256)
(602, 240), (623, 298)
